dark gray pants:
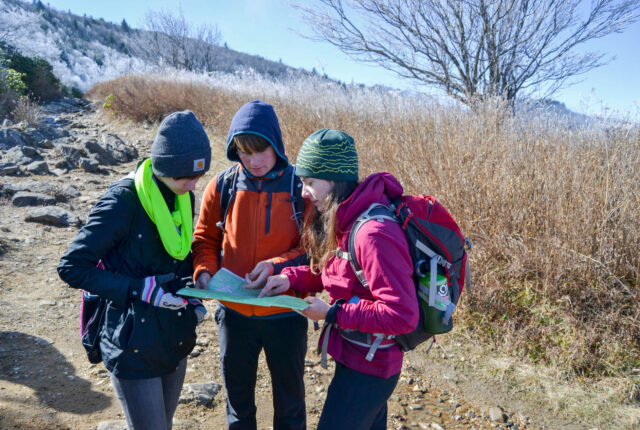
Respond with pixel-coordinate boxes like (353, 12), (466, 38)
(317, 361), (400, 430)
(110, 358), (187, 430)
(216, 306), (308, 430)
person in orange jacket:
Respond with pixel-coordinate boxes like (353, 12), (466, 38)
(192, 100), (310, 430)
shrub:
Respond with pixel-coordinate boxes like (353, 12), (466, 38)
(1, 66), (27, 94)
(0, 64), (27, 118)
(11, 96), (41, 126)
(8, 53), (64, 101)
(67, 86), (84, 98)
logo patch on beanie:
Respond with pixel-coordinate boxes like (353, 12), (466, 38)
(193, 158), (205, 172)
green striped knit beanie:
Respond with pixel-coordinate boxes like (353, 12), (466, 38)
(295, 128), (358, 181)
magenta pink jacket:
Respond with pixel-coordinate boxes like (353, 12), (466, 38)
(281, 172), (419, 378)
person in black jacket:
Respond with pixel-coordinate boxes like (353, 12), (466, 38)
(58, 110), (211, 430)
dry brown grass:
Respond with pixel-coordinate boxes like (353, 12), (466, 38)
(11, 96), (42, 127)
(88, 73), (640, 384)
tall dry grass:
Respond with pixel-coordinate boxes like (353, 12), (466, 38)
(88, 72), (640, 385)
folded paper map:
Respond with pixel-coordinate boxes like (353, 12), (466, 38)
(177, 268), (309, 311)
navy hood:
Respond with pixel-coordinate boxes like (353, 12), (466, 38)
(226, 100), (288, 172)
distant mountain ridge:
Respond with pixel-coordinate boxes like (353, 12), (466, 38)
(0, 0), (313, 91)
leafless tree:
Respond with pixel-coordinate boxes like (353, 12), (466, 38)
(137, 6), (222, 72)
(296, 0), (640, 105)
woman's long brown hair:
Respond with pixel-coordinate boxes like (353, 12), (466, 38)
(302, 180), (359, 273)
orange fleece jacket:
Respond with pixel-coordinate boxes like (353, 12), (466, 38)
(192, 165), (310, 317)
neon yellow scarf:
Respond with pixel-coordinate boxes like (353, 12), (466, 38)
(134, 158), (192, 260)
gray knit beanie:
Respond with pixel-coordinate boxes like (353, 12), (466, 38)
(151, 110), (211, 177)
(295, 128), (358, 181)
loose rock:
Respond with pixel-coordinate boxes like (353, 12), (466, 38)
(12, 192), (56, 207)
(0, 162), (19, 176)
(5, 146), (38, 165)
(25, 161), (49, 175)
(95, 421), (128, 430)
(0, 128), (28, 150)
(179, 382), (222, 407)
(489, 406), (507, 423)
(24, 206), (80, 227)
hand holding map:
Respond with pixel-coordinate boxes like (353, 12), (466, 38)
(177, 268), (309, 311)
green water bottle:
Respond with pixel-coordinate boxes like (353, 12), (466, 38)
(417, 274), (453, 334)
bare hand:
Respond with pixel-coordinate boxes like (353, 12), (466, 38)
(244, 261), (275, 290)
(195, 271), (212, 290)
(258, 274), (290, 298)
(301, 296), (330, 321)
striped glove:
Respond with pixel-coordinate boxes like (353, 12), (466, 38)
(136, 274), (187, 310)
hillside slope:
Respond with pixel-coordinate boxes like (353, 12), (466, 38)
(0, 0), (311, 91)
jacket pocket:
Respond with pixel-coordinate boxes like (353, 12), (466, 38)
(105, 303), (134, 349)
(157, 307), (197, 351)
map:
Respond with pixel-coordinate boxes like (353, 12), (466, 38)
(177, 268), (309, 311)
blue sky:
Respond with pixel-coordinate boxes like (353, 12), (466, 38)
(44, 0), (640, 117)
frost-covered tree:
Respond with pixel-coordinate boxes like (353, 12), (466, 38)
(137, 6), (223, 72)
(0, 0), (38, 45)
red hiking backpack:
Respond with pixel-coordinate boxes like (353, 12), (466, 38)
(340, 194), (471, 353)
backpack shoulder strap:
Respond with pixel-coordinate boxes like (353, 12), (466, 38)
(216, 165), (240, 232)
(289, 166), (304, 232)
(336, 203), (398, 288)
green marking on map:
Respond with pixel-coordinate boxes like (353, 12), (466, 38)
(177, 268), (309, 311)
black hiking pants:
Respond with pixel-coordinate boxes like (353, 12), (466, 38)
(317, 361), (400, 430)
(216, 306), (308, 430)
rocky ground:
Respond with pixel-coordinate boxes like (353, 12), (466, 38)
(0, 99), (558, 429)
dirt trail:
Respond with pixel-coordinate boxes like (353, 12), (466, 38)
(0, 103), (542, 430)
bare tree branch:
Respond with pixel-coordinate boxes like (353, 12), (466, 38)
(134, 6), (222, 72)
(295, 0), (640, 105)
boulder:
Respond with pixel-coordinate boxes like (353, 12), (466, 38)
(38, 124), (70, 141)
(101, 133), (138, 162)
(21, 146), (39, 158)
(2, 181), (60, 196)
(25, 161), (49, 175)
(78, 157), (99, 172)
(5, 146), (39, 165)
(12, 191), (56, 207)
(0, 128), (28, 150)
(82, 139), (117, 165)
(21, 126), (46, 147)
(37, 139), (54, 149)
(60, 184), (80, 199)
(55, 144), (84, 165)
(0, 162), (19, 176)
(24, 206), (80, 227)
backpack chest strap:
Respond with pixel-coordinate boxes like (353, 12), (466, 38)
(318, 322), (396, 368)
(335, 248), (369, 287)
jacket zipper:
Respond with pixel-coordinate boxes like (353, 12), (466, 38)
(265, 192), (272, 234)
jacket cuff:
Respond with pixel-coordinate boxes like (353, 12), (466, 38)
(325, 299), (345, 324)
(193, 266), (213, 282)
(128, 278), (144, 301)
(272, 261), (286, 275)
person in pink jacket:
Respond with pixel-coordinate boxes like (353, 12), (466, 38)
(258, 128), (419, 430)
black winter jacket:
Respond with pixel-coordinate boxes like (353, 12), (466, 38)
(58, 174), (199, 379)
